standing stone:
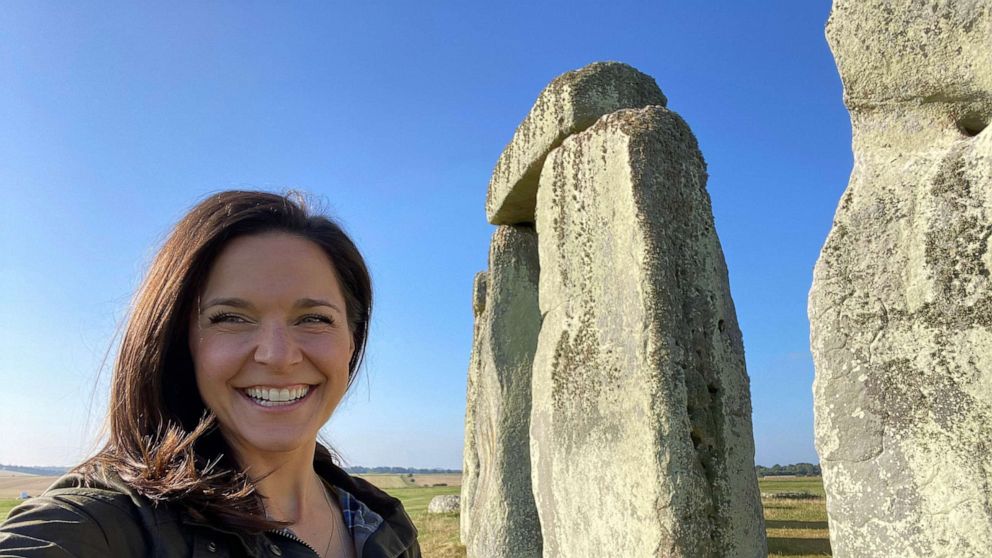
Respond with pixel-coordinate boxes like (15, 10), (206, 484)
(530, 106), (765, 557)
(461, 272), (487, 545)
(486, 62), (667, 225)
(811, 1), (992, 556)
(461, 227), (543, 558)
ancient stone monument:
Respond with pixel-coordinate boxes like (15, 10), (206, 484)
(810, 1), (992, 556)
(461, 228), (543, 558)
(464, 62), (766, 557)
(460, 272), (485, 545)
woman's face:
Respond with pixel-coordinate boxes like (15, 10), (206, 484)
(188, 232), (354, 464)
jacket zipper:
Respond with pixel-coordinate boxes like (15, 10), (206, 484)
(268, 528), (322, 556)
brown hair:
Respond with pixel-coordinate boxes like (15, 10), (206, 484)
(78, 191), (372, 531)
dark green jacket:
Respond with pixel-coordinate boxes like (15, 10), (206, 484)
(0, 460), (420, 558)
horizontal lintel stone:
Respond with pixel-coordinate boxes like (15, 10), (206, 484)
(485, 61), (666, 225)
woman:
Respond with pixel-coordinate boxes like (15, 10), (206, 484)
(0, 191), (421, 557)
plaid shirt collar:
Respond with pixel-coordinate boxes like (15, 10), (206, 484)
(331, 483), (385, 555)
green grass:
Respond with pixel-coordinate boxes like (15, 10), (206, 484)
(760, 477), (831, 557)
(1, 499), (20, 522)
(390, 478), (831, 558)
(384, 485), (460, 516)
(760, 476), (827, 498)
(385, 486), (464, 558)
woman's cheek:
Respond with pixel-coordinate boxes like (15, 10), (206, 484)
(194, 332), (253, 378)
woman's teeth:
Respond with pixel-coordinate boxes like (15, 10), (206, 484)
(243, 386), (310, 406)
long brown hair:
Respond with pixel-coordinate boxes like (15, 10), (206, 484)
(78, 191), (372, 531)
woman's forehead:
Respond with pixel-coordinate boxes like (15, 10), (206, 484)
(200, 232), (345, 305)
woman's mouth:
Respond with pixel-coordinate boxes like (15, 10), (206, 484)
(240, 385), (313, 407)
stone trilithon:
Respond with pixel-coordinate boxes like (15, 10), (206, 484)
(464, 61), (766, 557)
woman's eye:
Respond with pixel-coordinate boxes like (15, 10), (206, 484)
(207, 313), (249, 325)
(299, 314), (334, 326)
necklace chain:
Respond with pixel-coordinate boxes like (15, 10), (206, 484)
(261, 479), (339, 557)
(320, 481), (337, 558)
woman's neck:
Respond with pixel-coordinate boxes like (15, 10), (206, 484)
(235, 441), (324, 524)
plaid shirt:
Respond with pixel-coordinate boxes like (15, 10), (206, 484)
(271, 484), (385, 556)
(333, 484), (385, 554)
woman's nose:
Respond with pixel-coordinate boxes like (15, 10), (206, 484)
(253, 324), (302, 368)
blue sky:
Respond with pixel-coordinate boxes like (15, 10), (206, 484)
(0, 2), (847, 469)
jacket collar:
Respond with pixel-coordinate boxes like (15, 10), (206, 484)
(50, 460), (417, 557)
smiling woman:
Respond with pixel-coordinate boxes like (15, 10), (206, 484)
(0, 192), (421, 558)
(190, 233), (356, 465)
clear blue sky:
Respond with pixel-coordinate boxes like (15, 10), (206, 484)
(0, 1), (847, 469)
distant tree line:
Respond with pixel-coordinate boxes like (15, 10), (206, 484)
(344, 466), (461, 475)
(0, 464), (70, 476)
(755, 463), (821, 477)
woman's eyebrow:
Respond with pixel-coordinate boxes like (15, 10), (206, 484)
(296, 298), (343, 313)
(201, 297), (255, 311)
(199, 297), (342, 313)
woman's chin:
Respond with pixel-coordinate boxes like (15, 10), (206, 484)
(222, 428), (318, 461)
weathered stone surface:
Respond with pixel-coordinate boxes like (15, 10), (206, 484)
(461, 227), (542, 558)
(428, 495), (461, 514)
(811, 2), (992, 556)
(828, 0), (992, 111)
(530, 106), (765, 557)
(485, 62), (667, 226)
(460, 271), (487, 544)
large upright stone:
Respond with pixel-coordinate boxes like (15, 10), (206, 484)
(461, 227), (543, 558)
(460, 272), (487, 545)
(811, 2), (992, 556)
(485, 62), (667, 225)
(530, 106), (765, 557)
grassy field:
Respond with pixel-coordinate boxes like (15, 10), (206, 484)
(760, 476), (826, 497)
(387, 476), (831, 558)
(0, 499), (18, 522)
(384, 485), (464, 558)
(761, 477), (830, 557)
(356, 473), (461, 489)
(1, 476), (830, 557)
